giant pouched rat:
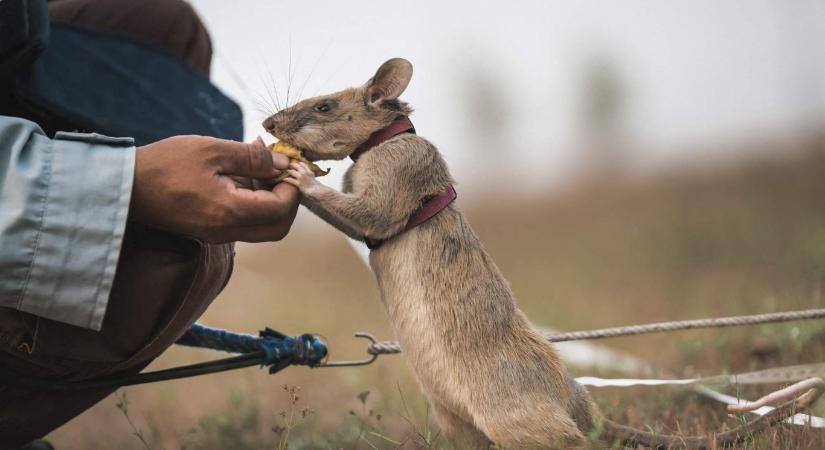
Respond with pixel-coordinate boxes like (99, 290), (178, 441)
(263, 58), (821, 449)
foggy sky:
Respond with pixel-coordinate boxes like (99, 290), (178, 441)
(191, 0), (825, 192)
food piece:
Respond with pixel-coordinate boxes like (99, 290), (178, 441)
(268, 141), (330, 181)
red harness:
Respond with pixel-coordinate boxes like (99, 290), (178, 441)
(351, 116), (457, 250)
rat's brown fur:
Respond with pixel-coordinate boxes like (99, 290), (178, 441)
(264, 58), (818, 449)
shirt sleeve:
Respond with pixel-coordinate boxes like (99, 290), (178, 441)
(0, 116), (135, 331)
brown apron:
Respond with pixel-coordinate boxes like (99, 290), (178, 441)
(0, 226), (233, 448)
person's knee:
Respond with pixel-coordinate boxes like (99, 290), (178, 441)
(48, 0), (212, 76)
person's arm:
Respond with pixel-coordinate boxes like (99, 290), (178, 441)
(0, 116), (135, 331)
(1, 116), (299, 331)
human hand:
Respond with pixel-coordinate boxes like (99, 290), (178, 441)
(129, 135), (299, 243)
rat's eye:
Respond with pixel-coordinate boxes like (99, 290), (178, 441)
(314, 102), (332, 113)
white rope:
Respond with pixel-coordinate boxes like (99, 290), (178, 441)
(576, 362), (825, 387)
(694, 385), (825, 428)
(571, 356), (825, 428)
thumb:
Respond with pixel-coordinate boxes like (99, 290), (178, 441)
(213, 137), (290, 178)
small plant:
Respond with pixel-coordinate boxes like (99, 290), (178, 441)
(395, 385), (446, 450)
(180, 385), (265, 450)
(272, 384), (315, 450)
(344, 390), (403, 450)
(115, 390), (160, 450)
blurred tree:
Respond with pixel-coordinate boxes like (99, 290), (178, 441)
(579, 54), (629, 179)
(459, 61), (510, 166)
(583, 56), (623, 140)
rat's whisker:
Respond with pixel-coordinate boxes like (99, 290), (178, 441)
(259, 75), (276, 112)
(214, 51), (276, 118)
(259, 60), (282, 112)
(246, 82), (275, 114)
(254, 82), (277, 117)
(294, 40), (331, 105)
(311, 58), (346, 99)
(251, 98), (277, 118)
(285, 35), (294, 109)
(266, 72), (282, 112)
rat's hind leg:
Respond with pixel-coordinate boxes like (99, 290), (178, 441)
(430, 402), (491, 449)
(474, 404), (587, 450)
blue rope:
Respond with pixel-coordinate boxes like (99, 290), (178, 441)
(0, 324), (329, 392)
(176, 323), (327, 370)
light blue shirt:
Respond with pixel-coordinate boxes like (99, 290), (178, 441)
(0, 116), (135, 331)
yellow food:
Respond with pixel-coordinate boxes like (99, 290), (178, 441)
(268, 141), (330, 181)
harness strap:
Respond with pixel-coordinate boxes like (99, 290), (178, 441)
(350, 116), (458, 250)
(364, 185), (458, 249)
(350, 116), (415, 162)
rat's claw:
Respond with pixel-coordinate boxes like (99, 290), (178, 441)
(282, 164), (317, 193)
(297, 163), (314, 178)
(271, 142), (330, 180)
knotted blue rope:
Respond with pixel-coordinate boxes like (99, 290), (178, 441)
(0, 323), (328, 392)
(176, 323), (327, 371)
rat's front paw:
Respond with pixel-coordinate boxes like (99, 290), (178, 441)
(284, 161), (320, 194)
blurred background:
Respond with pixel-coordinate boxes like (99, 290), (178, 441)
(52, 1), (825, 448)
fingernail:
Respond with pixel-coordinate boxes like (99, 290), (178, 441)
(255, 136), (265, 148)
(270, 152), (290, 170)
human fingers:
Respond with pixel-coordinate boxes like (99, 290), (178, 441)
(211, 137), (289, 178)
(225, 181), (300, 225)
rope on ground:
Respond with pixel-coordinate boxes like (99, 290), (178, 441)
(365, 307), (825, 355)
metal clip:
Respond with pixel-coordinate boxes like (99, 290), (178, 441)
(314, 332), (379, 368)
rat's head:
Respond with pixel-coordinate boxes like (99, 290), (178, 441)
(263, 58), (413, 161)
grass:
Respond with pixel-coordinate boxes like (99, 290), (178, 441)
(48, 138), (825, 449)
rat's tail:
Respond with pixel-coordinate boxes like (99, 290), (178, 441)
(599, 377), (824, 449)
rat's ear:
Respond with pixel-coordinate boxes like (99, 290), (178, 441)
(365, 58), (413, 106)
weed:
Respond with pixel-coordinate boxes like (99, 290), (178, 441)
(115, 390), (159, 450)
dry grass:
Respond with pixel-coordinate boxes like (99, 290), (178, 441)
(48, 139), (825, 449)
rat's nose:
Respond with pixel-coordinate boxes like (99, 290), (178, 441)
(262, 114), (279, 133)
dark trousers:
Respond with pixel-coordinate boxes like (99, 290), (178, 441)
(0, 1), (232, 447)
